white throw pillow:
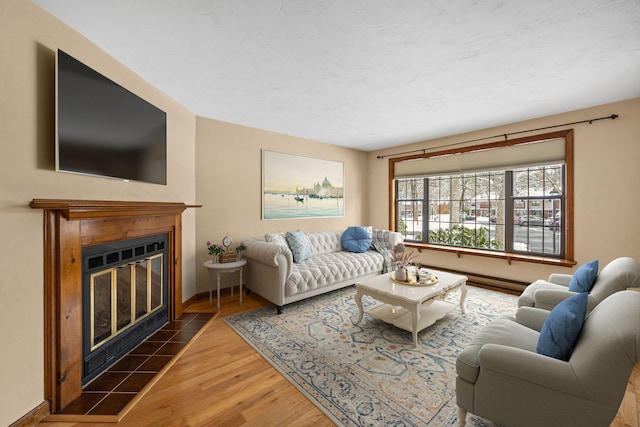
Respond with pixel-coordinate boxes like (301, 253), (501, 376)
(265, 232), (288, 247)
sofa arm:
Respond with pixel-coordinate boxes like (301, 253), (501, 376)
(388, 231), (404, 248)
(243, 239), (294, 307)
(244, 239), (293, 277)
(547, 273), (572, 286)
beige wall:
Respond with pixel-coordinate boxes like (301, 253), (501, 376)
(369, 97), (640, 283)
(195, 117), (370, 293)
(0, 1), (197, 425)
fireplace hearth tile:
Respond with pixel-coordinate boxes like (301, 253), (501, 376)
(177, 312), (198, 321)
(149, 329), (178, 341)
(137, 355), (173, 372)
(163, 319), (188, 330)
(59, 392), (107, 414)
(155, 342), (185, 356)
(182, 321), (210, 331)
(129, 340), (164, 355)
(84, 372), (129, 392)
(88, 393), (136, 415)
(195, 313), (214, 320)
(170, 329), (199, 343)
(195, 313), (215, 320)
(108, 355), (148, 372)
(114, 372), (157, 393)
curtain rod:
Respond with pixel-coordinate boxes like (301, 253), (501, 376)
(376, 113), (618, 159)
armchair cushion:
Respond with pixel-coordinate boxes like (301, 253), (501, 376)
(536, 292), (588, 360)
(568, 260), (598, 292)
(340, 226), (372, 253)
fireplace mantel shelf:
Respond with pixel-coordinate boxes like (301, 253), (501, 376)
(30, 198), (201, 219)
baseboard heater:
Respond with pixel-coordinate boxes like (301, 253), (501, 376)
(418, 264), (528, 294)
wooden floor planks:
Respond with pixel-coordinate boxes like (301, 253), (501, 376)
(611, 364), (640, 427)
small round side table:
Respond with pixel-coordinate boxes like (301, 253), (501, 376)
(203, 258), (247, 313)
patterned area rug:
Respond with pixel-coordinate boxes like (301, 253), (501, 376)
(225, 285), (517, 426)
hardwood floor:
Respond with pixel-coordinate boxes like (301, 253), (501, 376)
(37, 287), (639, 427)
(613, 364), (640, 427)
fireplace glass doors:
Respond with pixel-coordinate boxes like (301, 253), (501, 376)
(90, 254), (163, 348)
(82, 234), (169, 384)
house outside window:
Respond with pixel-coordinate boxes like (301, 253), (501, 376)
(391, 130), (573, 263)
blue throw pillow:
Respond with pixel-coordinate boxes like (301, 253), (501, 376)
(341, 226), (372, 253)
(536, 292), (588, 361)
(286, 230), (312, 263)
(568, 260), (599, 293)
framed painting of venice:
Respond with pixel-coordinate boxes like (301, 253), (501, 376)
(262, 150), (344, 219)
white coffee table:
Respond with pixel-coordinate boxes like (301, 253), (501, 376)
(355, 269), (468, 347)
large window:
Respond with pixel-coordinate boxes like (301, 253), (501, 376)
(397, 164), (564, 257)
(392, 131), (572, 262)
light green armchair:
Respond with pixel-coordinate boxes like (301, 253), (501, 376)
(518, 256), (640, 312)
(456, 290), (640, 427)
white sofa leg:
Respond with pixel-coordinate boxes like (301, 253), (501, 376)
(458, 406), (467, 427)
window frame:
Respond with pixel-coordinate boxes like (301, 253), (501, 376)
(388, 130), (574, 266)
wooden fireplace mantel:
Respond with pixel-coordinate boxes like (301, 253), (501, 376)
(30, 199), (194, 220)
(31, 199), (196, 414)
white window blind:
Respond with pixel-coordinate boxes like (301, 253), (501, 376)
(394, 138), (565, 178)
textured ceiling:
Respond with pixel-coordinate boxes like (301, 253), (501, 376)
(34, 0), (640, 151)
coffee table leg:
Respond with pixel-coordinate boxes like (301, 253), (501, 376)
(355, 288), (364, 323)
(411, 304), (420, 347)
(459, 282), (468, 314)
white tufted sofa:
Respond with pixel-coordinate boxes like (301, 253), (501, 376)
(243, 229), (403, 313)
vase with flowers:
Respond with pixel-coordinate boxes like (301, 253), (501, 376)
(235, 242), (247, 259)
(390, 243), (417, 282)
(206, 240), (225, 263)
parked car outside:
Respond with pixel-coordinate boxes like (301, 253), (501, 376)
(517, 215), (545, 226)
(546, 212), (561, 230)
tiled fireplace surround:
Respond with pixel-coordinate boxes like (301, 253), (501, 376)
(30, 199), (196, 420)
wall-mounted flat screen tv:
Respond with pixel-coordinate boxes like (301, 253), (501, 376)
(56, 49), (167, 185)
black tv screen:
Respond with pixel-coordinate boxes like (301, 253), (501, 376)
(56, 49), (167, 185)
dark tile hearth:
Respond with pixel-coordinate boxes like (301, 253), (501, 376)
(59, 312), (213, 416)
